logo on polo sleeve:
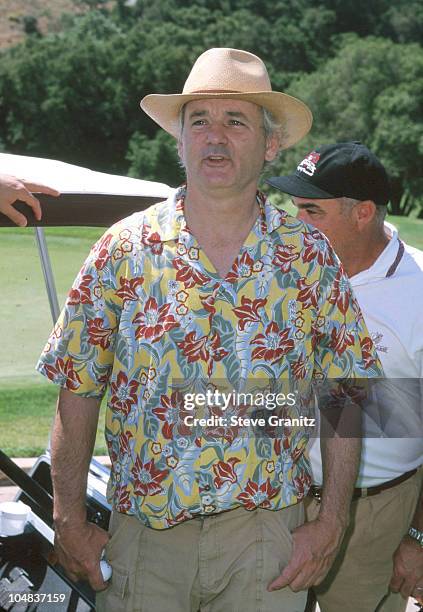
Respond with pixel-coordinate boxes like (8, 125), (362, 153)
(297, 151), (320, 177)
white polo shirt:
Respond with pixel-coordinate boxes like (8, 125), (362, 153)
(309, 223), (423, 486)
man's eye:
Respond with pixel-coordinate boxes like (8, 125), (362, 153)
(192, 119), (207, 126)
(228, 119), (244, 126)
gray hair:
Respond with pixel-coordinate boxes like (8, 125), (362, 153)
(262, 108), (283, 140)
(340, 196), (387, 225)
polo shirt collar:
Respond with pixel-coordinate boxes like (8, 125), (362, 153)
(350, 222), (401, 286)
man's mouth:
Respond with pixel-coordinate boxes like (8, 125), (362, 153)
(204, 155), (228, 162)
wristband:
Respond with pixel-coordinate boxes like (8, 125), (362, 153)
(408, 527), (423, 547)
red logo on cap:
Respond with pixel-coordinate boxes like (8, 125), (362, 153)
(297, 151), (320, 177)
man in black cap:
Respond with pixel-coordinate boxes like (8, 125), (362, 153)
(267, 142), (423, 612)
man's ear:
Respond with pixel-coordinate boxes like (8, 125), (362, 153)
(264, 132), (281, 162)
(355, 200), (377, 229)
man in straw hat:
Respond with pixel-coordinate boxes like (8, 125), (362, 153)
(267, 141), (423, 612)
(37, 49), (382, 611)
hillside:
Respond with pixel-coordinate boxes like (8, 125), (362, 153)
(0, 0), (88, 49)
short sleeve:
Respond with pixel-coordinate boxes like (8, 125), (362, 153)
(36, 228), (125, 398)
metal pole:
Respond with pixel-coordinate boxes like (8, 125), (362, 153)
(33, 227), (59, 453)
(33, 227), (60, 324)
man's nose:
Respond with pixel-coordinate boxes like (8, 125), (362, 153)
(296, 210), (307, 222)
(206, 123), (227, 144)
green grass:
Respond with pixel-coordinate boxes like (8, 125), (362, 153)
(0, 383), (107, 457)
(0, 227), (103, 386)
(1, 226), (105, 456)
(387, 214), (423, 250)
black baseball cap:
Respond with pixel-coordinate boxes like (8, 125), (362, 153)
(267, 141), (390, 207)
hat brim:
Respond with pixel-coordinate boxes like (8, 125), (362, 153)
(266, 174), (336, 199)
(140, 91), (312, 150)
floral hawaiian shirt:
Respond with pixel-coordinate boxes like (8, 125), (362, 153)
(37, 187), (382, 529)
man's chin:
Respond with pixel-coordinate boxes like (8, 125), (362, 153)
(195, 173), (236, 191)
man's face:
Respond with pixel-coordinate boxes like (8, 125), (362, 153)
(178, 98), (279, 195)
(293, 196), (357, 262)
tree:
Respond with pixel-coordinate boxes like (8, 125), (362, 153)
(126, 130), (183, 186)
(374, 0), (423, 44)
(0, 0), (421, 197)
(0, 12), (134, 172)
(274, 36), (423, 215)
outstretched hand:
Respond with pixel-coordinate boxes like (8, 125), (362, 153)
(0, 173), (59, 226)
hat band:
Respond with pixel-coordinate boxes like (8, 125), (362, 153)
(186, 88), (248, 94)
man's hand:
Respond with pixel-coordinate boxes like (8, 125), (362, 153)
(50, 389), (104, 589)
(54, 519), (110, 591)
(267, 516), (345, 592)
(0, 173), (59, 226)
(389, 535), (423, 600)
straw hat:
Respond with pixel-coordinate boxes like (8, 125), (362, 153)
(140, 48), (312, 149)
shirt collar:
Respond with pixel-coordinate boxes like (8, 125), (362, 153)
(350, 221), (402, 286)
(143, 186), (184, 242)
(145, 185), (289, 243)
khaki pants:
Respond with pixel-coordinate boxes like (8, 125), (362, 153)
(306, 468), (423, 612)
(96, 504), (307, 612)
